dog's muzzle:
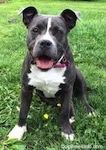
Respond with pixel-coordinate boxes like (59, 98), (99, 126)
(34, 55), (55, 70)
(32, 53), (70, 70)
(32, 40), (70, 70)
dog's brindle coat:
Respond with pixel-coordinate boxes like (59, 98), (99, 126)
(8, 6), (94, 141)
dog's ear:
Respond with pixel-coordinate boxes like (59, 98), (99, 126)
(19, 6), (38, 28)
(74, 11), (81, 20)
(61, 9), (79, 30)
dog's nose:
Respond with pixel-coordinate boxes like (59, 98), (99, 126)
(40, 40), (52, 49)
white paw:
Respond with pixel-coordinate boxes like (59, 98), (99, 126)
(8, 125), (27, 140)
(88, 112), (96, 117)
(61, 132), (75, 141)
(69, 117), (75, 124)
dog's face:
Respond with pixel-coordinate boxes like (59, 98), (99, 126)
(21, 7), (79, 70)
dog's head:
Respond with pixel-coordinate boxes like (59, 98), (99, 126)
(20, 6), (80, 70)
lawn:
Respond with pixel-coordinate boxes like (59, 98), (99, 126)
(0, 0), (106, 150)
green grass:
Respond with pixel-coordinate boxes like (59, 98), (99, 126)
(0, 0), (106, 149)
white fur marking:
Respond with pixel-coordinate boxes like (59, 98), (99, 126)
(61, 132), (75, 141)
(88, 112), (96, 117)
(28, 65), (66, 98)
(69, 117), (75, 124)
(41, 17), (56, 46)
(47, 17), (52, 32)
(8, 125), (27, 140)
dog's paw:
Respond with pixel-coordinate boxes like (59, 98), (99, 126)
(69, 116), (75, 124)
(8, 125), (27, 140)
(88, 111), (96, 117)
(61, 132), (75, 141)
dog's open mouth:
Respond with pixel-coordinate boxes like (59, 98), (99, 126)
(34, 55), (55, 70)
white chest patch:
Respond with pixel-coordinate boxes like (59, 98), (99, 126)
(28, 65), (66, 98)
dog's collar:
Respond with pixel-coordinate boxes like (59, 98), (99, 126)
(53, 54), (70, 68)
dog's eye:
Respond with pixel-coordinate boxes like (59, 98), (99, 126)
(32, 28), (39, 33)
(52, 27), (63, 36)
(57, 30), (62, 34)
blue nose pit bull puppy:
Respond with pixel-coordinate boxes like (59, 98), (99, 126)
(8, 6), (94, 141)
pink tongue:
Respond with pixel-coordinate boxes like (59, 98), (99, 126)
(35, 58), (54, 69)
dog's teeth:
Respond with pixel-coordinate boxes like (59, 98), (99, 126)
(8, 125), (27, 140)
(61, 132), (75, 141)
(69, 117), (75, 124)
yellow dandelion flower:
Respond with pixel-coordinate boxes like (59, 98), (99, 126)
(57, 103), (61, 107)
(43, 113), (49, 119)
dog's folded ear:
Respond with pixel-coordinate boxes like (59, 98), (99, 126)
(61, 9), (79, 30)
(19, 6), (38, 28)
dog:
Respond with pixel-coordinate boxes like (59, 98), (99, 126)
(8, 6), (94, 141)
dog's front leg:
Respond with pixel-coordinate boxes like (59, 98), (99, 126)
(8, 84), (33, 140)
(61, 86), (75, 141)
